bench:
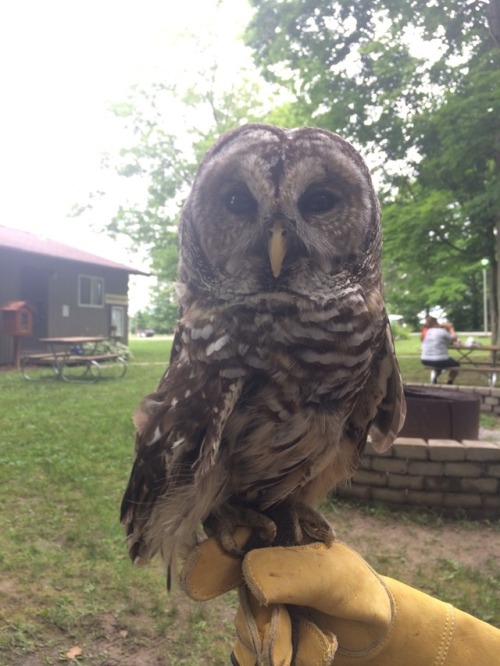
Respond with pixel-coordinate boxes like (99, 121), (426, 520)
(429, 365), (497, 387)
(60, 353), (127, 382)
(21, 352), (66, 364)
(62, 353), (123, 366)
(21, 352), (127, 381)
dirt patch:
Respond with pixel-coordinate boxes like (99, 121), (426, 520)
(330, 502), (500, 572)
(479, 426), (500, 444)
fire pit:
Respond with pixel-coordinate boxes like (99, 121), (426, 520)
(400, 386), (480, 440)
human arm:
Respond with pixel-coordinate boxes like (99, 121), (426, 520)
(182, 530), (500, 666)
(441, 322), (457, 342)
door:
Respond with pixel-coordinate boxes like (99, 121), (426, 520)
(110, 305), (125, 339)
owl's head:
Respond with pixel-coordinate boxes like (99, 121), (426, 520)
(179, 124), (381, 300)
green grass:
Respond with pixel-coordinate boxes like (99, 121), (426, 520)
(0, 335), (498, 664)
(415, 558), (500, 625)
(0, 338), (235, 664)
(128, 334), (174, 363)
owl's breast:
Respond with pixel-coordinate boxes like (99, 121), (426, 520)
(181, 287), (384, 404)
(234, 291), (383, 404)
(223, 380), (359, 507)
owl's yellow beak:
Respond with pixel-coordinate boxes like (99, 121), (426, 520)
(268, 221), (287, 278)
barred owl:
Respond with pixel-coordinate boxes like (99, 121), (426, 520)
(121, 124), (406, 575)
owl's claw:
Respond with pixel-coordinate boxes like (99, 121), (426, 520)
(204, 500), (334, 554)
(263, 501), (335, 548)
(203, 505), (277, 556)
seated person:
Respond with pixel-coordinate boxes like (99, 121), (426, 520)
(420, 314), (434, 340)
(421, 316), (459, 384)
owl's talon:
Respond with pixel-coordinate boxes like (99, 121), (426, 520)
(220, 533), (244, 557)
(204, 505), (277, 555)
(301, 517), (335, 546)
(263, 501), (335, 547)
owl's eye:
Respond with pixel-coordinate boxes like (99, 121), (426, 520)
(299, 189), (339, 215)
(223, 188), (257, 215)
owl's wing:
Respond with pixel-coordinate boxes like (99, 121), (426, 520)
(348, 323), (406, 454)
(120, 348), (245, 565)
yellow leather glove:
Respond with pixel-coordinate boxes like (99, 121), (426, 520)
(181, 528), (500, 666)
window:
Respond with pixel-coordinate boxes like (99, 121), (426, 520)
(78, 275), (104, 307)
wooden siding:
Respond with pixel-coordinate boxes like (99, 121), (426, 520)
(0, 249), (131, 364)
(0, 252), (21, 363)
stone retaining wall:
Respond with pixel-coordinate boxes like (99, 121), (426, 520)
(418, 382), (500, 415)
(337, 437), (500, 517)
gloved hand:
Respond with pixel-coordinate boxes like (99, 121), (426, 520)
(181, 528), (500, 666)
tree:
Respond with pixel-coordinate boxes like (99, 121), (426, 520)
(382, 185), (485, 330)
(90, 66), (276, 328)
(411, 49), (500, 334)
(246, 0), (500, 336)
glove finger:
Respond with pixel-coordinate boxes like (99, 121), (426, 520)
(233, 591), (337, 666)
(294, 617), (337, 666)
(181, 527), (251, 600)
(235, 586), (293, 666)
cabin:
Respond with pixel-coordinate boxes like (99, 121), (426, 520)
(0, 225), (148, 365)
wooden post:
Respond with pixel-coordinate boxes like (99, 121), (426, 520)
(13, 336), (21, 369)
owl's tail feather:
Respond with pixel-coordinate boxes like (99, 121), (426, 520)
(369, 325), (406, 452)
(144, 468), (228, 585)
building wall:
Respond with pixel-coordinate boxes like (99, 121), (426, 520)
(0, 249), (131, 364)
(46, 262), (129, 337)
(0, 251), (21, 363)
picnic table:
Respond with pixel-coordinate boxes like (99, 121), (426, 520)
(20, 336), (127, 382)
(451, 343), (500, 366)
(443, 343), (500, 386)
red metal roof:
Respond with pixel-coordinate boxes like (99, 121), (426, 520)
(0, 225), (149, 275)
(0, 300), (33, 312)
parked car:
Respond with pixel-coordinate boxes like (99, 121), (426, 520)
(137, 328), (155, 338)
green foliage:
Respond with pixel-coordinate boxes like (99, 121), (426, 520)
(96, 67), (277, 323)
(390, 322), (410, 340)
(246, 0), (500, 335)
(246, 0), (492, 147)
(381, 184), (486, 330)
(132, 283), (179, 334)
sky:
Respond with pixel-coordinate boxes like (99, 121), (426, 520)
(0, 0), (253, 306)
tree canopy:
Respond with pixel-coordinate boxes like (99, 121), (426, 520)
(93, 0), (500, 337)
(95, 69), (275, 331)
(246, 0), (500, 336)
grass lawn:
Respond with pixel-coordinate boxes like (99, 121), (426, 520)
(0, 335), (498, 664)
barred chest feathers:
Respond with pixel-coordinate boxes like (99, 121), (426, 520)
(179, 285), (384, 406)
